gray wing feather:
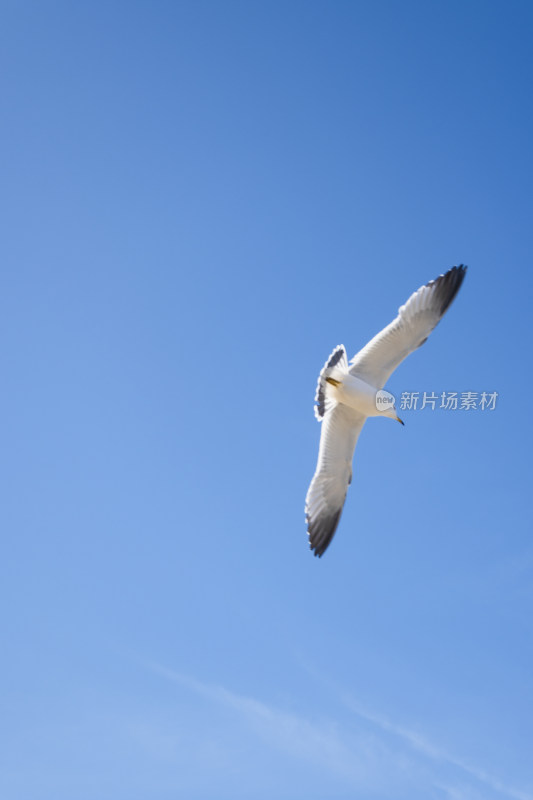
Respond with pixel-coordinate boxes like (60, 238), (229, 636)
(349, 265), (466, 389)
(305, 404), (366, 557)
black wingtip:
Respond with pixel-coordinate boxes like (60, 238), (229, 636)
(428, 264), (467, 316)
(307, 507), (343, 558)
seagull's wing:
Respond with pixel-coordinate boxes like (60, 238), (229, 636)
(306, 404), (366, 557)
(349, 265), (467, 389)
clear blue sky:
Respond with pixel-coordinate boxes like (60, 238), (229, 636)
(1, 2), (532, 799)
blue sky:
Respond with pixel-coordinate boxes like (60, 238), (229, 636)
(1, 1), (532, 798)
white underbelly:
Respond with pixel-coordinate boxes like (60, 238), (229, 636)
(335, 373), (380, 417)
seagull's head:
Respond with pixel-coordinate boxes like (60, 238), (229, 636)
(382, 405), (404, 425)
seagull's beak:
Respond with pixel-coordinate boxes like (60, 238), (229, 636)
(396, 415), (405, 426)
(325, 377), (342, 387)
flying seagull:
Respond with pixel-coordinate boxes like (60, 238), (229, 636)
(305, 265), (467, 557)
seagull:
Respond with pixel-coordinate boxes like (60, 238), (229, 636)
(305, 265), (467, 557)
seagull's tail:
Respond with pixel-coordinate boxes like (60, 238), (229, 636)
(314, 345), (348, 420)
